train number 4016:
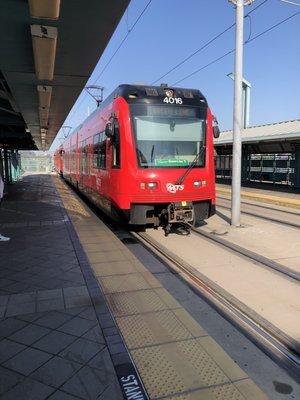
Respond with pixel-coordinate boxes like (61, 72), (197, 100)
(163, 97), (183, 104)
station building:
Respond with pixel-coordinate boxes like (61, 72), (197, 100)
(214, 119), (300, 189)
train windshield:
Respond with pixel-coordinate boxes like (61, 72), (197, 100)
(131, 104), (206, 168)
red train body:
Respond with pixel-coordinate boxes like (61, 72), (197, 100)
(54, 84), (218, 230)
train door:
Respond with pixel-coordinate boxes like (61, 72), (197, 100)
(109, 117), (121, 199)
(92, 132), (109, 211)
(79, 139), (87, 190)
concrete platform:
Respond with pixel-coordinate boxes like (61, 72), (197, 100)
(0, 174), (123, 399)
(54, 175), (268, 400)
(1, 173), (299, 399)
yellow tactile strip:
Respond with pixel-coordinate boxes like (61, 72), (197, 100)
(166, 380), (266, 400)
(130, 337), (260, 399)
(54, 177), (268, 400)
(99, 272), (162, 294)
(105, 288), (181, 317)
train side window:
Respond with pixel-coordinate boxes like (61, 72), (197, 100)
(71, 145), (76, 171)
(112, 119), (120, 168)
(93, 132), (106, 169)
(99, 141), (106, 169)
(93, 134), (99, 168)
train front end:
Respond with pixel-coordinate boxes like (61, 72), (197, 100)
(114, 85), (219, 233)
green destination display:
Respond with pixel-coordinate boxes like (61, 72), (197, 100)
(155, 159), (189, 167)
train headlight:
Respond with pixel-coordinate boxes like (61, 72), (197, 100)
(147, 182), (157, 189)
(140, 182), (158, 190)
(193, 181), (202, 188)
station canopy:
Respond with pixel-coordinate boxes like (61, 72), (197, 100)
(0, 0), (129, 150)
(214, 120), (300, 154)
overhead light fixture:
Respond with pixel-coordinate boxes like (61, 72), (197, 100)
(39, 107), (49, 127)
(40, 128), (47, 139)
(28, 0), (61, 20)
(37, 86), (52, 128)
(31, 25), (57, 80)
(37, 85), (52, 108)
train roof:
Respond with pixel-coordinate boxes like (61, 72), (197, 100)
(116, 84), (207, 103)
(66, 84), (208, 142)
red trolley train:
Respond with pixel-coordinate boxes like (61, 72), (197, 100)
(54, 84), (220, 234)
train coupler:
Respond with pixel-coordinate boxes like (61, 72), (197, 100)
(160, 202), (194, 236)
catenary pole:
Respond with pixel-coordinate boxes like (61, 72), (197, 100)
(230, 0), (253, 226)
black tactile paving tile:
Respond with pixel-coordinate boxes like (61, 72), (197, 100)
(57, 316), (97, 337)
(0, 366), (23, 396)
(32, 330), (78, 355)
(59, 337), (103, 365)
(77, 307), (97, 321)
(16, 312), (44, 323)
(87, 348), (115, 372)
(0, 317), (28, 339)
(0, 175), (150, 399)
(0, 377), (55, 400)
(8, 323), (51, 346)
(3, 347), (52, 376)
(0, 338), (26, 364)
(37, 298), (65, 313)
(97, 381), (124, 400)
(31, 356), (82, 388)
(5, 301), (36, 317)
(48, 390), (80, 400)
(82, 326), (106, 345)
(61, 365), (112, 399)
(33, 311), (74, 329)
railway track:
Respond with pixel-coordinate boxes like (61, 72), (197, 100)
(65, 179), (300, 384)
(133, 231), (300, 381)
(217, 196), (300, 229)
(190, 226), (300, 282)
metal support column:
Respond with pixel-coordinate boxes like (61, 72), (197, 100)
(3, 149), (10, 183)
(10, 150), (21, 182)
(231, 0), (244, 226)
(0, 149), (4, 178)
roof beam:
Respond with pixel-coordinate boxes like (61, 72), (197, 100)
(0, 114), (25, 126)
(0, 106), (20, 116)
(0, 89), (20, 112)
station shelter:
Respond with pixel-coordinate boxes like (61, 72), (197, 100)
(214, 120), (300, 189)
(0, 0), (129, 183)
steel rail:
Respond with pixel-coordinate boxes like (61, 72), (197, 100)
(133, 231), (300, 380)
(63, 177), (300, 379)
(216, 203), (300, 229)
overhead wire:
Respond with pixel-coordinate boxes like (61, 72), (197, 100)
(150, 0), (269, 85)
(64, 0), (152, 129)
(172, 10), (300, 86)
(150, 23), (235, 85)
(245, 15), (252, 42)
(93, 0), (152, 84)
(246, 9), (300, 43)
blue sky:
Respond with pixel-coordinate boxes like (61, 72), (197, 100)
(50, 0), (300, 151)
